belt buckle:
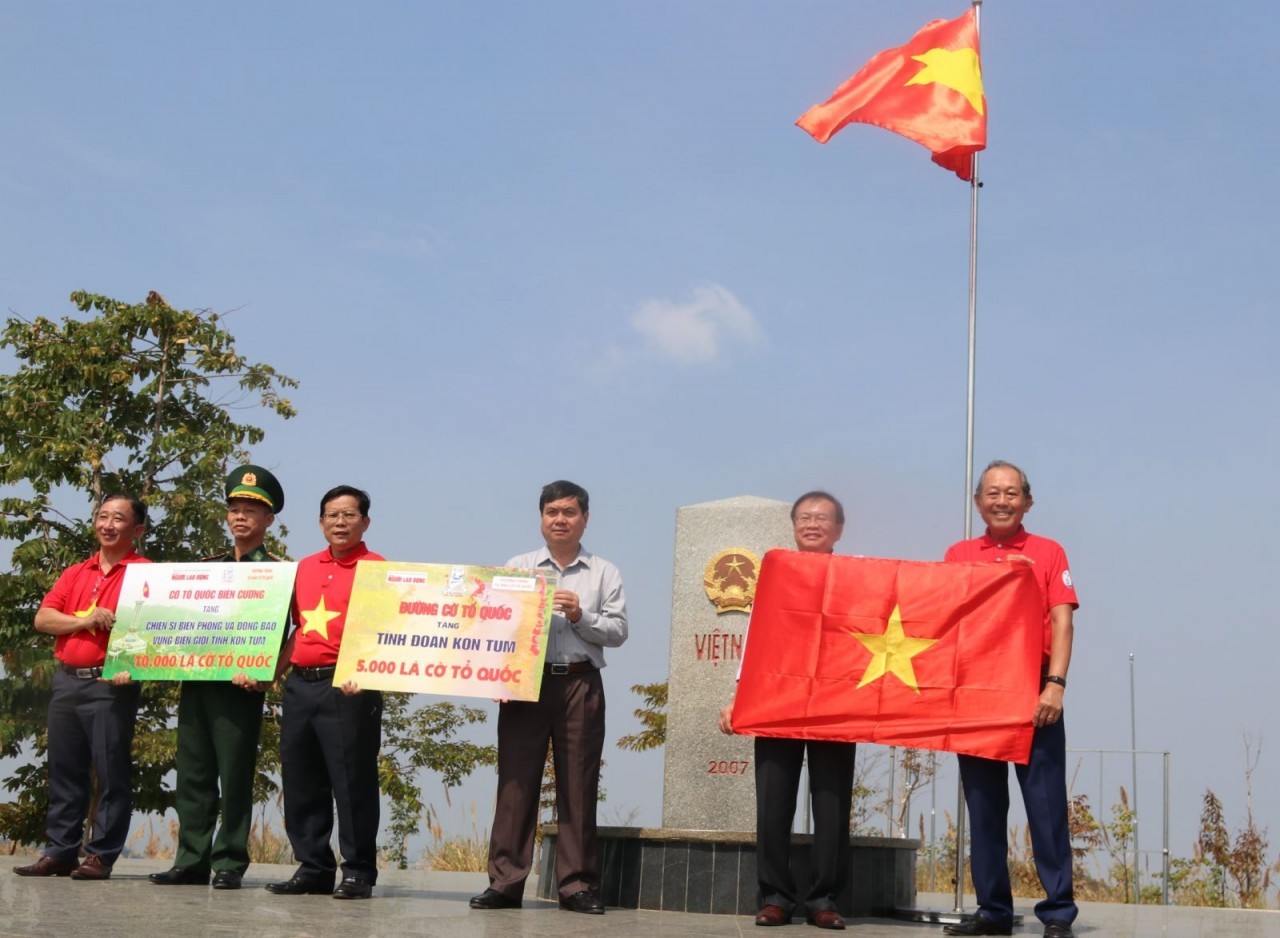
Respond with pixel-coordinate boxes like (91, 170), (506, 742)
(75, 668), (96, 679)
(549, 662), (570, 676)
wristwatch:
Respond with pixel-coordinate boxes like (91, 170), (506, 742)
(1044, 674), (1067, 688)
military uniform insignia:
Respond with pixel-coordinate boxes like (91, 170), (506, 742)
(703, 548), (761, 614)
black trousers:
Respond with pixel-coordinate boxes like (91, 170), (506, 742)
(280, 672), (383, 884)
(487, 670), (605, 899)
(754, 736), (856, 915)
(44, 669), (141, 865)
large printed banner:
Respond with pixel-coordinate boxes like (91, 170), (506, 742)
(101, 562), (297, 681)
(732, 550), (1044, 763)
(334, 562), (555, 701)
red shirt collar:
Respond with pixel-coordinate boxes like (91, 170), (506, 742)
(979, 525), (1029, 550)
(320, 542), (371, 567)
(88, 549), (146, 570)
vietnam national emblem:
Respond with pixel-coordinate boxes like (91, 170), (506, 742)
(703, 548), (761, 614)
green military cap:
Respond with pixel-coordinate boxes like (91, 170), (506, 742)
(225, 464), (284, 514)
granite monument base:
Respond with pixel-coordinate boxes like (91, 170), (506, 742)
(537, 825), (919, 916)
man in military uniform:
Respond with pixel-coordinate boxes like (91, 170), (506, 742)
(150, 465), (284, 891)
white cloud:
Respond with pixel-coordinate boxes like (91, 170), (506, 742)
(629, 283), (761, 365)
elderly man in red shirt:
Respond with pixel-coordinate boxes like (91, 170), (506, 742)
(264, 484), (385, 900)
(943, 461), (1078, 938)
(15, 494), (150, 881)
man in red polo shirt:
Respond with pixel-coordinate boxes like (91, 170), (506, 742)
(264, 485), (384, 901)
(15, 494), (150, 881)
(942, 460), (1078, 938)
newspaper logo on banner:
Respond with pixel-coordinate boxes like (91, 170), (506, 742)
(493, 576), (537, 592)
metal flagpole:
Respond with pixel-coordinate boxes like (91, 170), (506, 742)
(1130, 653), (1141, 903)
(899, 4), (989, 925)
(951, 0), (982, 915)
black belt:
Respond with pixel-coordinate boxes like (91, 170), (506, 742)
(544, 661), (597, 676)
(293, 665), (337, 682)
(61, 664), (103, 679)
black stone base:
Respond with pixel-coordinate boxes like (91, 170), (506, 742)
(537, 826), (918, 916)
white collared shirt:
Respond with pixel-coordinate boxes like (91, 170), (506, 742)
(506, 545), (628, 669)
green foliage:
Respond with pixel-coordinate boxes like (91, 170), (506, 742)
(616, 681), (667, 752)
(377, 695), (497, 869)
(0, 290), (297, 846)
(1100, 786), (1138, 902)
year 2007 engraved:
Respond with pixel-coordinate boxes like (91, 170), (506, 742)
(706, 759), (750, 776)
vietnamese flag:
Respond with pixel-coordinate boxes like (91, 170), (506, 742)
(732, 550), (1042, 763)
(796, 9), (986, 180)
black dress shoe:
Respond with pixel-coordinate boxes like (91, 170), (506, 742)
(212, 870), (242, 890)
(1043, 924), (1074, 938)
(265, 875), (334, 895)
(943, 916), (1014, 936)
(469, 887), (522, 909)
(559, 890), (605, 914)
(149, 866), (211, 886)
(333, 877), (373, 900)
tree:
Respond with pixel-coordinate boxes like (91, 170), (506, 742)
(615, 681), (667, 752)
(890, 747), (936, 839)
(0, 290), (297, 846)
(377, 696), (497, 868)
(1191, 738), (1272, 908)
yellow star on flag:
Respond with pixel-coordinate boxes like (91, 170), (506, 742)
(300, 595), (342, 640)
(853, 604), (939, 695)
(73, 599), (98, 617)
(906, 46), (984, 115)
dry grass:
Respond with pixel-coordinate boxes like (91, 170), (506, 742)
(422, 802), (489, 872)
(124, 817), (178, 859)
(248, 814), (294, 865)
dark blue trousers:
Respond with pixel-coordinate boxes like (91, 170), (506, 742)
(280, 672), (383, 884)
(44, 669), (141, 865)
(958, 718), (1077, 926)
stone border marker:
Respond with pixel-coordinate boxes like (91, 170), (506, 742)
(661, 495), (794, 832)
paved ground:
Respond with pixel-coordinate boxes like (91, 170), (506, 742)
(2, 857), (1279, 937)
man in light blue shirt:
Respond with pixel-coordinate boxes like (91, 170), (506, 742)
(471, 480), (628, 915)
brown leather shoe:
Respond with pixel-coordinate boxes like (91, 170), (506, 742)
(756, 904), (791, 926)
(14, 856), (77, 877)
(808, 908), (846, 930)
(70, 855), (111, 880)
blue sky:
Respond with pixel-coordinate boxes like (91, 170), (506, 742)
(2, 1), (1278, 871)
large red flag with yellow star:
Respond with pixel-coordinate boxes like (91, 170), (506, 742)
(796, 9), (986, 180)
(731, 550), (1042, 763)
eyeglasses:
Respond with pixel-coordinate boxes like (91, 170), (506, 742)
(794, 513), (835, 525)
(322, 510), (363, 523)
